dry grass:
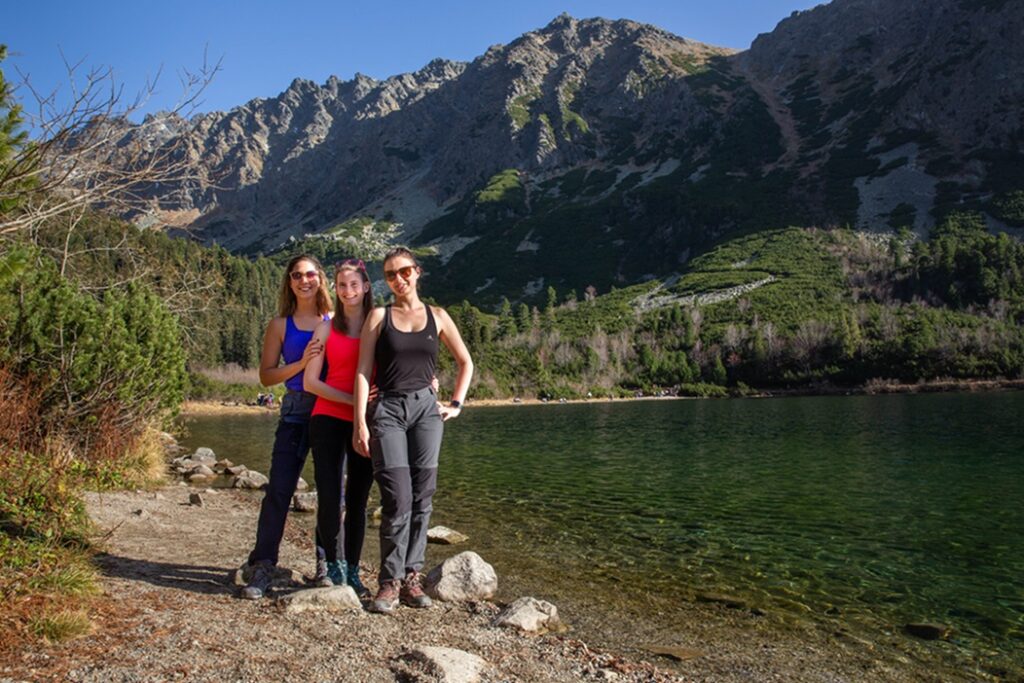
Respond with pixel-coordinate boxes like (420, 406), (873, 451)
(195, 363), (261, 386)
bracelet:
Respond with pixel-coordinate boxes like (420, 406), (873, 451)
(449, 400), (462, 409)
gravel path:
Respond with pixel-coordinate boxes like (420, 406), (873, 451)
(0, 486), (684, 683)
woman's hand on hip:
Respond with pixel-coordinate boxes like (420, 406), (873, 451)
(438, 403), (461, 422)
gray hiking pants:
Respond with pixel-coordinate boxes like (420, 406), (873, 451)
(368, 387), (444, 582)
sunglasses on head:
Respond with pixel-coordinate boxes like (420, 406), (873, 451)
(289, 269), (320, 281)
(336, 258), (366, 272)
(384, 265), (417, 281)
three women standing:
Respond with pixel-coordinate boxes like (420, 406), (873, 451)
(353, 247), (474, 614)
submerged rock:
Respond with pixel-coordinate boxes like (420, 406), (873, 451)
(398, 645), (488, 682)
(427, 525), (469, 545)
(493, 597), (565, 634)
(904, 622), (952, 640)
(424, 551), (497, 602)
(646, 645), (704, 661)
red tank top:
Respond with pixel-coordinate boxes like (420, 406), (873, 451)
(311, 327), (360, 422)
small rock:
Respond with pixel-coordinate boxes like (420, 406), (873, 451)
(493, 597), (565, 634)
(904, 623), (952, 640)
(277, 586), (362, 613)
(152, 493), (165, 500)
(203, 488), (216, 494)
(189, 492), (204, 507)
(696, 592), (748, 609)
(130, 508), (149, 518)
(427, 525), (469, 545)
(213, 458), (234, 473)
(400, 645), (488, 683)
(646, 645), (704, 661)
(232, 470), (269, 489)
(189, 464), (216, 478)
(293, 492), (318, 512)
(424, 552), (497, 602)
(192, 447), (216, 465)
(225, 464), (248, 476)
(296, 477), (309, 491)
(189, 472), (214, 483)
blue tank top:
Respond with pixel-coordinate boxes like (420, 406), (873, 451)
(282, 315), (325, 392)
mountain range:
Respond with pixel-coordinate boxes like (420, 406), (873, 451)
(121, 0), (1023, 305)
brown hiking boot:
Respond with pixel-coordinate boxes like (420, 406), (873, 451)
(400, 571), (432, 609)
(369, 579), (401, 614)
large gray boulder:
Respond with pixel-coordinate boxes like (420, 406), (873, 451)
(424, 551), (497, 602)
(493, 597), (565, 634)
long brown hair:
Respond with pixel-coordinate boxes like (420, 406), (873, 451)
(277, 254), (333, 317)
(332, 258), (373, 334)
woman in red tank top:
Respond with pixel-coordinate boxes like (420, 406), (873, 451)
(303, 258), (374, 597)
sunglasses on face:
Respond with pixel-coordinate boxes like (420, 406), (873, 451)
(289, 269), (320, 281)
(384, 265), (417, 282)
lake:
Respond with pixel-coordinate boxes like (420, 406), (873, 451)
(178, 392), (1024, 678)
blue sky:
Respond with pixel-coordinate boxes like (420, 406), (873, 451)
(7, 1), (822, 120)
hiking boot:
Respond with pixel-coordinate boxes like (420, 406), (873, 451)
(307, 548), (331, 585)
(368, 579), (401, 614)
(240, 560), (274, 600)
(326, 560), (347, 586)
(400, 571), (432, 609)
(346, 564), (371, 599)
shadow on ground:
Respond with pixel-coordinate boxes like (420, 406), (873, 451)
(93, 553), (235, 596)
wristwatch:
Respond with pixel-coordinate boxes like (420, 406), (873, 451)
(449, 400), (462, 409)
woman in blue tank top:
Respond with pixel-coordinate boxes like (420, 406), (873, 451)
(240, 254), (333, 600)
(353, 247), (474, 613)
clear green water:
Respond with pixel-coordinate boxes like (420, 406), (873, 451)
(179, 392), (1024, 677)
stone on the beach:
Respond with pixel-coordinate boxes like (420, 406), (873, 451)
(188, 464), (216, 478)
(424, 551), (497, 602)
(192, 447), (216, 465)
(188, 492), (204, 507)
(188, 472), (214, 483)
(904, 622), (952, 640)
(130, 508), (149, 519)
(427, 525), (469, 545)
(293, 492), (318, 512)
(493, 597), (564, 634)
(296, 477), (309, 491)
(230, 562), (302, 589)
(213, 458), (234, 473)
(696, 592), (748, 610)
(232, 470), (269, 489)
(225, 464), (248, 476)
(400, 646), (488, 683)
(276, 586), (361, 613)
(646, 645), (704, 661)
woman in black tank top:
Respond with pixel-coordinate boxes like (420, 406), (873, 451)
(353, 247), (473, 614)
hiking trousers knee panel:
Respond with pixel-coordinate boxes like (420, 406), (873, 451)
(369, 388), (443, 581)
(249, 418), (310, 565)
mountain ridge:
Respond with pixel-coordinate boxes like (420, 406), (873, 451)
(114, 0), (1023, 304)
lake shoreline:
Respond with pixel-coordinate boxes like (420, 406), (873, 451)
(181, 377), (1024, 415)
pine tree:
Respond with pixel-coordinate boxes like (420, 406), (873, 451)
(0, 45), (33, 216)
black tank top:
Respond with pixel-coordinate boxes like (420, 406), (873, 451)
(375, 305), (438, 392)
